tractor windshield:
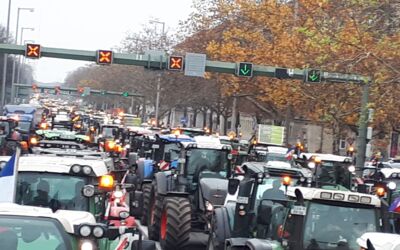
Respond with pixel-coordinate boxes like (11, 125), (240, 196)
(164, 143), (181, 161)
(187, 149), (229, 179)
(0, 215), (72, 250)
(303, 201), (377, 250)
(102, 127), (117, 138)
(256, 177), (292, 202)
(0, 122), (10, 136)
(16, 172), (89, 211)
(315, 162), (352, 189)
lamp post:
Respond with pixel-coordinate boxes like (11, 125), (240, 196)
(149, 20), (165, 127)
(11, 7), (34, 104)
(16, 27), (34, 85)
(1, 0), (12, 110)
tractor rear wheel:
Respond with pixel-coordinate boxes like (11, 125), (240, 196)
(140, 183), (152, 225)
(159, 197), (191, 250)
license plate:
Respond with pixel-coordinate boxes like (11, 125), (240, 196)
(291, 205), (306, 216)
(237, 196), (249, 204)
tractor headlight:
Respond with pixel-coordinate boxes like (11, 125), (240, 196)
(92, 226), (105, 238)
(119, 211), (129, 219)
(82, 166), (92, 175)
(82, 185), (95, 197)
(308, 162), (316, 169)
(71, 165), (81, 174)
(79, 225), (92, 237)
(80, 240), (94, 250)
(388, 182), (397, 191)
(205, 200), (214, 212)
(348, 165), (356, 173)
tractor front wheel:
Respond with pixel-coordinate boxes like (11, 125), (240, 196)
(159, 197), (191, 250)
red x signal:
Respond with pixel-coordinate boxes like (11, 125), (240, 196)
(168, 56), (184, 71)
(96, 50), (113, 65)
(25, 44), (41, 59)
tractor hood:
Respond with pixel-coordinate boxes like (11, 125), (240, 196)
(200, 178), (228, 206)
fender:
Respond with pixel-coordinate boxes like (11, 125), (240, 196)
(245, 239), (274, 250)
(154, 172), (168, 195)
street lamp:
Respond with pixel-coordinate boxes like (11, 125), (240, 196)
(1, 0), (12, 110)
(11, 7), (34, 104)
(149, 20), (165, 127)
(16, 27), (35, 84)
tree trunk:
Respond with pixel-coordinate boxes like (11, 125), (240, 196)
(223, 116), (228, 135)
(209, 110), (214, 133)
(203, 111), (207, 128)
(332, 121), (341, 155)
(193, 110), (197, 127)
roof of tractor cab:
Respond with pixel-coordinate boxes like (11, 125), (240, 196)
(0, 155), (108, 176)
(158, 134), (194, 143)
(242, 161), (312, 178)
(299, 153), (352, 163)
(181, 136), (231, 150)
(0, 203), (95, 234)
(287, 186), (381, 207)
(380, 168), (400, 179)
(4, 104), (36, 114)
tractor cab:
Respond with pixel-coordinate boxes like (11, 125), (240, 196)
(0, 155), (110, 217)
(278, 186), (388, 250)
(207, 161), (312, 250)
(297, 153), (355, 190)
(0, 203), (152, 250)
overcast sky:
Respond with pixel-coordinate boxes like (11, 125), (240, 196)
(0, 0), (194, 83)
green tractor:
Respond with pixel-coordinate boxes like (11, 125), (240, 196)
(146, 136), (233, 249)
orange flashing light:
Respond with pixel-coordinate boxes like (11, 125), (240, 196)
(282, 176), (292, 186)
(99, 175), (114, 189)
(115, 144), (123, 153)
(348, 146), (354, 152)
(29, 137), (38, 145)
(173, 129), (181, 136)
(314, 156), (322, 164)
(105, 141), (116, 151)
(376, 187), (385, 197)
(90, 126), (96, 132)
(39, 122), (48, 130)
(20, 141), (28, 151)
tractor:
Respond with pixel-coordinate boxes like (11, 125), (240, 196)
(207, 161), (312, 250)
(146, 136), (233, 250)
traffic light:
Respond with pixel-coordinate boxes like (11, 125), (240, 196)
(25, 43), (41, 59)
(55, 86), (61, 95)
(122, 92), (129, 97)
(236, 62), (253, 77)
(305, 69), (322, 83)
(168, 56), (184, 71)
(78, 87), (84, 96)
(96, 50), (113, 65)
(275, 68), (290, 79)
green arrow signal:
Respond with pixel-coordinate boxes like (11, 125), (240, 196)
(241, 64), (250, 75)
(307, 69), (321, 82)
(309, 73), (319, 81)
(237, 62), (253, 77)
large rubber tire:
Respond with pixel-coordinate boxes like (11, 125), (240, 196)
(159, 197), (191, 250)
(140, 183), (152, 225)
(148, 183), (163, 240)
(207, 208), (231, 250)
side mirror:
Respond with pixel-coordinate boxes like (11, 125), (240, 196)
(257, 202), (272, 225)
(164, 152), (171, 162)
(228, 178), (240, 195)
